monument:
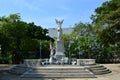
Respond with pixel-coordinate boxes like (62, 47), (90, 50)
(54, 19), (66, 63)
(8, 19), (111, 79)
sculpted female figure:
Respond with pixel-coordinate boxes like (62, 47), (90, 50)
(55, 19), (64, 41)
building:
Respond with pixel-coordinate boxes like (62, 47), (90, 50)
(48, 28), (73, 38)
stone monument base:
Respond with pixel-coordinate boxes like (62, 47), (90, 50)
(77, 59), (96, 66)
(24, 59), (41, 67)
(54, 40), (65, 63)
(9, 59), (111, 78)
(21, 65), (95, 78)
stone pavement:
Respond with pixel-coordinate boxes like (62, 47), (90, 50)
(0, 64), (120, 80)
(65, 64), (120, 80)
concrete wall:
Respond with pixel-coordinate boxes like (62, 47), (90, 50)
(48, 28), (73, 38)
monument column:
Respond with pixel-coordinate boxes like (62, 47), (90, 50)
(54, 19), (65, 63)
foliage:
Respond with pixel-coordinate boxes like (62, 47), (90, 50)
(1, 0), (120, 64)
(91, 0), (120, 45)
(0, 14), (53, 64)
(63, 0), (120, 63)
(73, 22), (94, 36)
(90, 0), (120, 62)
(62, 22), (97, 59)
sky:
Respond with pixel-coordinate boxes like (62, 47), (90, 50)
(0, 0), (109, 28)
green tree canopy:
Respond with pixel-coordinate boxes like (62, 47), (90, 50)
(91, 0), (120, 46)
(0, 14), (53, 63)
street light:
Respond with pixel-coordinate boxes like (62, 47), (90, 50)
(78, 45), (80, 59)
(40, 41), (42, 59)
(68, 42), (71, 64)
(68, 41), (74, 64)
(0, 45), (1, 57)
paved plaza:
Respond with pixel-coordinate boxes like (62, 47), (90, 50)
(0, 64), (120, 80)
(65, 64), (120, 80)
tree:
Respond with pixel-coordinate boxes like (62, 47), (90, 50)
(72, 22), (97, 59)
(91, 0), (120, 62)
(0, 14), (53, 64)
(62, 22), (99, 59)
(91, 0), (120, 45)
(73, 22), (94, 36)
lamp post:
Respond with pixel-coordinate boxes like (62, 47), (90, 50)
(68, 41), (74, 64)
(40, 41), (42, 59)
(78, 45), (80, 59)
(68, 42), (71, 64)
(0, 45), (1, 57)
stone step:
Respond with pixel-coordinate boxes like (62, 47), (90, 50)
(21, 73), (95, 78)
(33, 68), (85, 71)
(32, 66), (85, 70)
(89, 65), (104, 68)
(90, 67), (107, 70)
(86, 65), (111, 75)
(11, 66), (28, 70)
(29, 66), (90, 73)
(93, 70), (111, 75)
(21, 66), (95, 78)
(28, 69), (89, 73)
(9, 65), (30, 75)
(92, 68), (109, 71)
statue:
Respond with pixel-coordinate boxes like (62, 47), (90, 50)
(54, 19), (65, 64)
(49, 41), (54, 64)
(55, 19), (64, 41)
(49, 48), (54, 64)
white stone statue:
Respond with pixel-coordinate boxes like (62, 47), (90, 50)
(55, 19), (64, 41)
(49, 41), (54, 64)
(55, 19), (65, 63)
(49, 48), (54, 64)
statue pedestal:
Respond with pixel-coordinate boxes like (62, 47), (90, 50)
(77, 59), (96, 66)
(54, 40), (65, 63)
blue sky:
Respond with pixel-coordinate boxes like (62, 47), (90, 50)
(0, 0), (108, 28)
